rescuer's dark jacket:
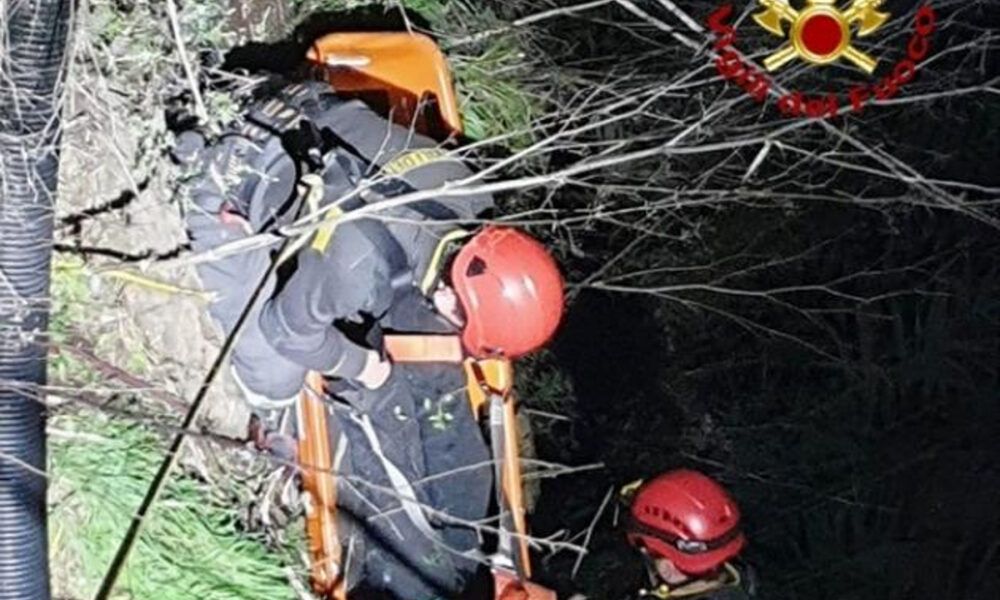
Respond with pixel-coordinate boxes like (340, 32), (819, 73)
(181, 81), (493, 599)
(184, 81), (492, 400)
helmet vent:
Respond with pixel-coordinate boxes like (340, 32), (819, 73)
(466, 256), (487, 276)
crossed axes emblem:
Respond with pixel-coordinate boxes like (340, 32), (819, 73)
(753, 0), (889, 73)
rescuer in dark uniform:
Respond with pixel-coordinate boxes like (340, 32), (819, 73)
(177, 81), (565, 599)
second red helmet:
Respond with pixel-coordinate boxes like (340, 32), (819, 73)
(450, 226), (565, 358)
(625, 470), (746, 575)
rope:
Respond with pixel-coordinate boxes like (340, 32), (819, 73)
(100, 269), (215, 301)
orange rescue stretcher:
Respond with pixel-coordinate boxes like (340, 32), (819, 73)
(296, 31), (556, 600)
(307, 31), (463, 140)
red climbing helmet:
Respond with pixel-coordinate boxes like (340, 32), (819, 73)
(625, 470), (746, 575)
(451, 226), (565, 358)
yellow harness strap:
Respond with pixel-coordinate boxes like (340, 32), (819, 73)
(298, 159), (468, 300)
(620, 478), (644, 503)
(276, 174), (330, 263)
(419, 228), (471, 294)
(310, 205), (345, 253)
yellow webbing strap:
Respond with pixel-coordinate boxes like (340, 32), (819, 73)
(277, 174), (330, 262)
(620, 478), (644, 503)
(99, 269), (215, 301)
(310, 205), (345, 253)
(419, 228), (471, 295)
(292, 173), (467, 300)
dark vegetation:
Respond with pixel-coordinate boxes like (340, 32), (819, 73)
(535, 205), (1000, 600)
(487, 1), (1000, 599)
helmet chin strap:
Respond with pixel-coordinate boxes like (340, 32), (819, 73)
(638, 585), (672, 599)
(640, 549), (687, 588)
(636, 553), (671, 600)
(638, 562), (742, 599)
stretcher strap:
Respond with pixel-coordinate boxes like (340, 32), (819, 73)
(352, 413), (488, 564)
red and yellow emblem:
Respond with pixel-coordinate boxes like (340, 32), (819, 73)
(753, 0), (889, 73)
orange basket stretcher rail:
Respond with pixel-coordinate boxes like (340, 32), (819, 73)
(464, 357), (532, 577)
(494, 569), (558, 600)
(297, 334), (556, 598)
(297, 370), (348, 600)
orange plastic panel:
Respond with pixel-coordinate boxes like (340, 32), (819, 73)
(307, 32), (463, 138)
(384, 334), (464, 364)
(300, 353), (537, 597)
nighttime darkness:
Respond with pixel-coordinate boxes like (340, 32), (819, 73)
(0, 1), (997, 600)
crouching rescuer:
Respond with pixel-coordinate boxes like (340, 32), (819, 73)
(177, 78), (565, 599)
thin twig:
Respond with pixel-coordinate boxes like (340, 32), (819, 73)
(572, 486), (614, 578)
(164, 0), (208, 124)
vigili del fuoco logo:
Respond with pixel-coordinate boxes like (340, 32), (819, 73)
(706, 1), (938, 119)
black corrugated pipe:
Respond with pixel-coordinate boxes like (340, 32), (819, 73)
(0, 0), (72, 598)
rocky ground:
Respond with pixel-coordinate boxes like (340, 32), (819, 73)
(58, 84), (250, 438)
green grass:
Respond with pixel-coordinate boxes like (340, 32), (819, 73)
(48, 261), (295, 598)
(49, 257), (151, 382)
(49, 256), (105, 384)
(49, 412), (297, 600)
(451, 34), (537, 145)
